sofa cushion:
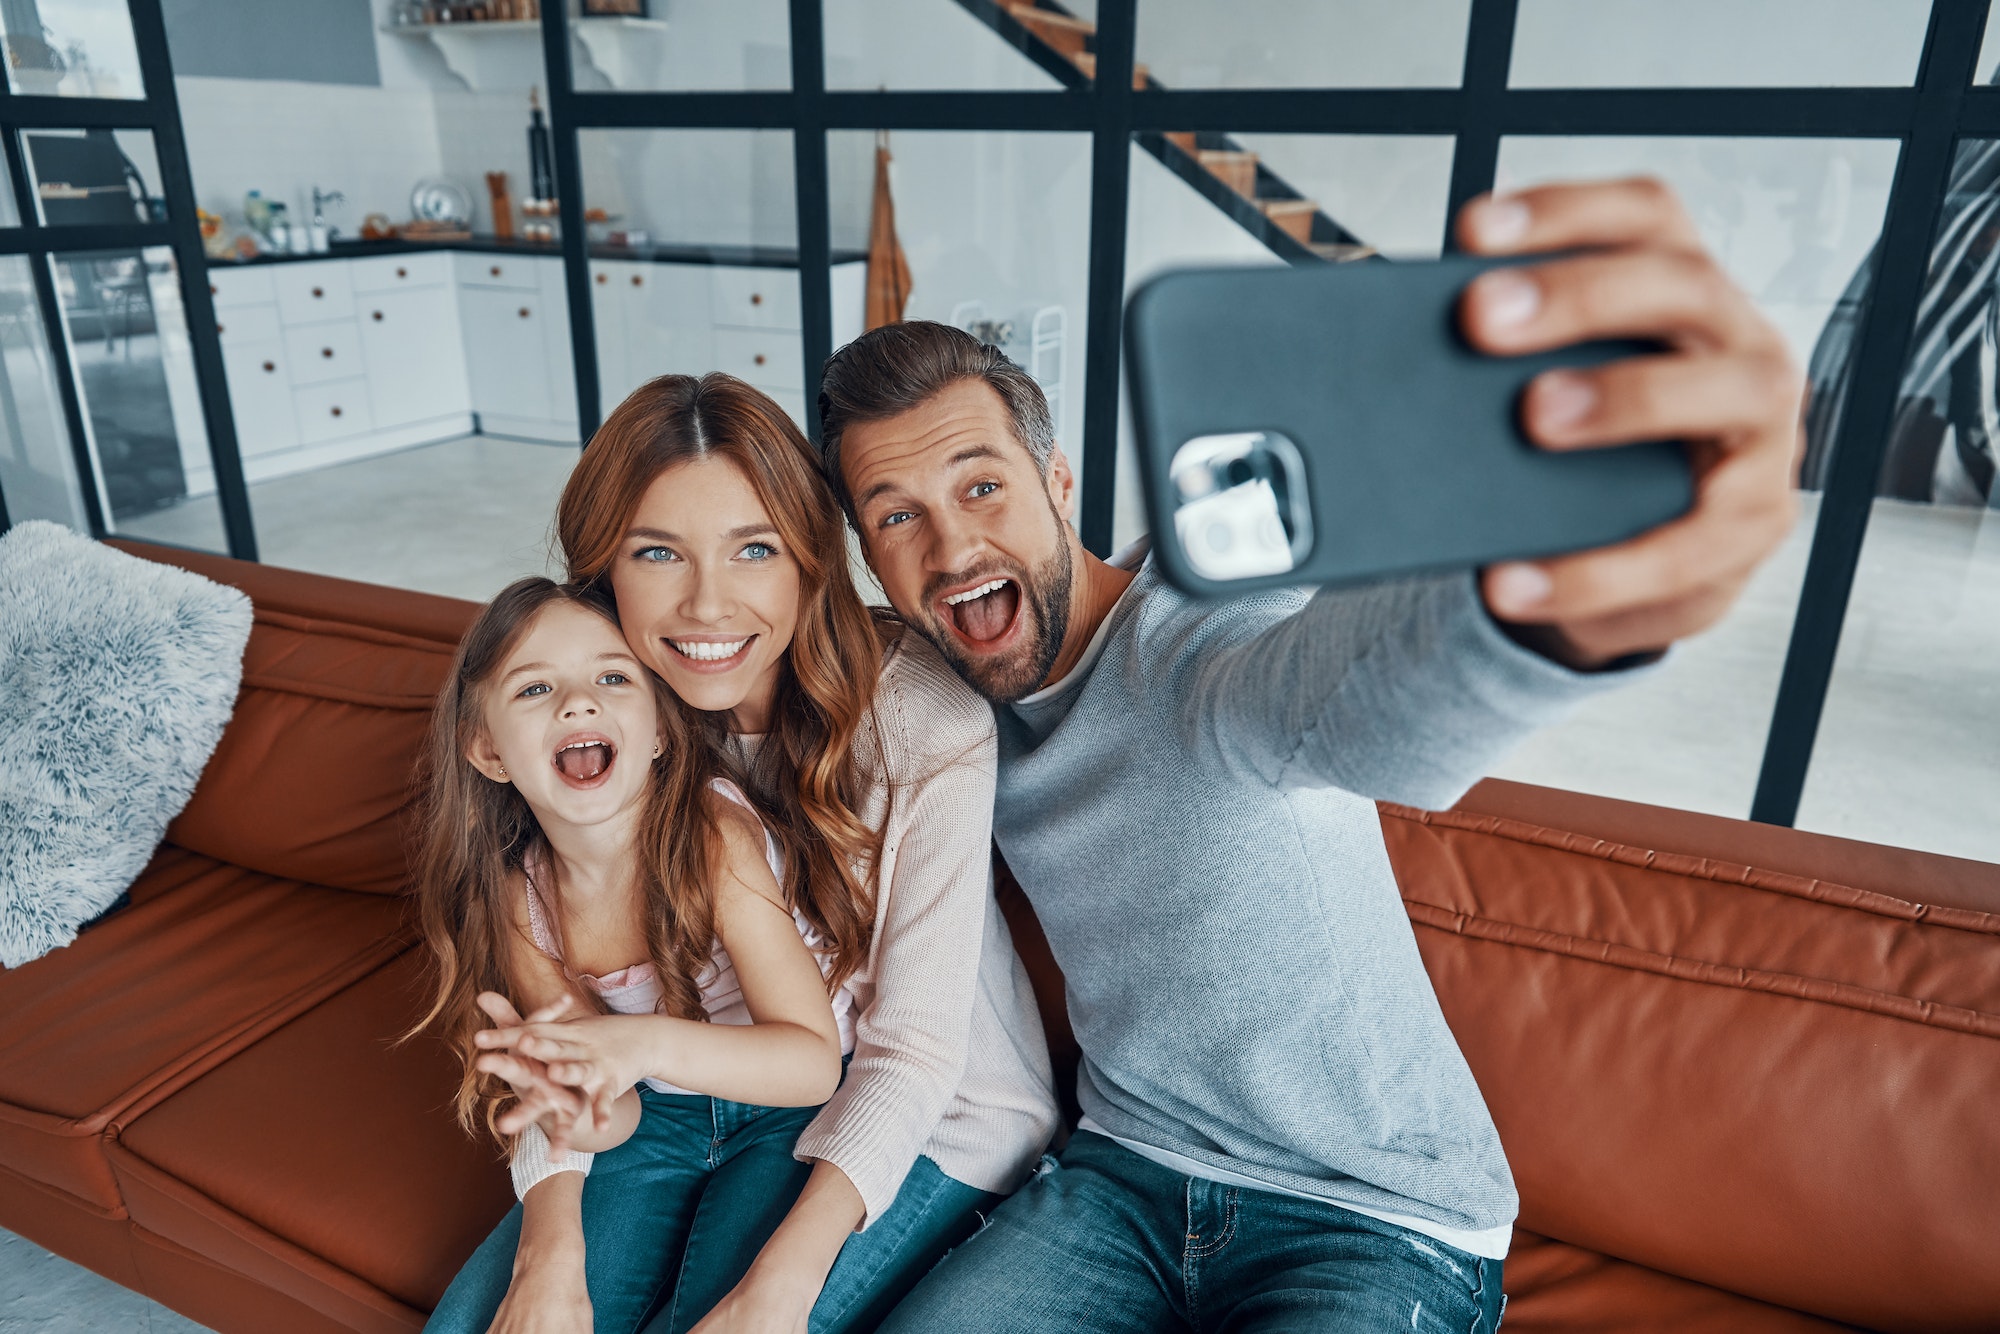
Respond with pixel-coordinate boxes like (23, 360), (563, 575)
(1501, 1229), (1855, 1332)
(0, 523), (253, 967)
(1383, 801), (2000, 1333)
(0, 844), (408, 1211)
(108, 543), (478, 897)
(110, 948), (512, 1328)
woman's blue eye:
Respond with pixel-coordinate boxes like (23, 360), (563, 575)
(634, 546), (678, 563)
(740, 542), (776, 560)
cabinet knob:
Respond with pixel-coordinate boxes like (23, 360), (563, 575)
(215, 323), (224, 335)
(372, 310), (384, 321)
(750, 293), (763, 306)
(322, 346), (335, 358)
(311, 286), (324, 298)
(753, 353), (766, 366)
(519, 307), (531, 319)
(330, 405), (343, 417)
(208, 283), (217, 295)
(261, 360), (275, 373)
(631, 274), (643, 287)
(595, 272), (607, 284)
(396, 266), (408, 278)
(491, 265), (503, 277)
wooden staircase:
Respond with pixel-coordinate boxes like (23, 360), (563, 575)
(968, 0), (1378, 266)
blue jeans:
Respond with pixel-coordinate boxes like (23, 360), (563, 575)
(806, 1154), (1000, 1334)
(426, 1086), (818, 1334)
(877, 1130), (1505, 1333)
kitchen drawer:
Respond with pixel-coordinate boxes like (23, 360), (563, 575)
(283, 321), (364, 386)
(273, 262), (354, 325)
(350, 251), (452, 293)
(220, 339), (299, 456)
(714, 327), (803, 391)
(456, 252), (542, 291)
(292, 378), (373, 445)
(459, 286), (554, 423)
(709, 266), (800, 331)
(214, 303), (279, 348)
(207, 267), (275, 310)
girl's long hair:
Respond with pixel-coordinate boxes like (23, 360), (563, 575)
(407, 578), (721, 1143)
(557, 373), (885, 992)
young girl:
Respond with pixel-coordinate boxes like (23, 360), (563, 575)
(414, 577), (851, 1334)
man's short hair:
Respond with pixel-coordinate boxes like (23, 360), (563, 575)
(816, 320), (1056, 522)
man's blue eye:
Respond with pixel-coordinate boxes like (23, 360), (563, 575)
(969, 481), (999, 499)
(881, 511), (913, 528)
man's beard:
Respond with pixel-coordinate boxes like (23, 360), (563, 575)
(916, 532), (1073, 705)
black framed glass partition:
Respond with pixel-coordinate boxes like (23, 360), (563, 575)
(5, 0), (1997, 853)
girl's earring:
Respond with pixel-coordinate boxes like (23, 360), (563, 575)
(496, 765), (507, 778)
(653, 742), (662, 758)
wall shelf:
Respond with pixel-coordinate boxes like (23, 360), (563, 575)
(381, 17), (667, 91)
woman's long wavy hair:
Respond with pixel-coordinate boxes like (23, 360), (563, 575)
(407, 577), (721, 1144)
(557, 373), (885, 992)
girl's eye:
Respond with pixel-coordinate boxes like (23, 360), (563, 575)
(739, 542), (776, 560)
(634, 546), (678, 563)
(968, 481), (1000, 500)
(518, 682), (551, 699)
(598, 671), (629, 686)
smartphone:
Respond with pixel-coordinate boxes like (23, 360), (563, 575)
(1123, 256), (1695, 598)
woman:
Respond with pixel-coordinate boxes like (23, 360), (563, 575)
(491, 372), (1058, 1334)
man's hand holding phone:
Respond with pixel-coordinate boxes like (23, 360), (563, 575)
(1458, 177), (1805, 671)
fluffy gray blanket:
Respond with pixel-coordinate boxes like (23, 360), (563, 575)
(0, 523), (252, 967)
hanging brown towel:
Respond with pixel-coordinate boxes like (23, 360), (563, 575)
(865, 134), (913, 331)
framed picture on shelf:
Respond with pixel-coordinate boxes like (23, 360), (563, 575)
(580, 0), (647, 15)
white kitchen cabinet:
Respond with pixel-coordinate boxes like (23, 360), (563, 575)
(457, 252), (539, 291)
(293, 378), (373, 445)
(220, 340), (299, 456)
(351, 252), (453, 293)
(538, 259), (579, 429)
(273, 260), (355, 325)
(589, 261), (634, 409)
(461, 285), (556, 427)
(359, 286), (472, 429)
(709, 265), (801, 330)
(283, 320), (364, 386)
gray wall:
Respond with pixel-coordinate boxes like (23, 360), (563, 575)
(163, 0), (380, 86)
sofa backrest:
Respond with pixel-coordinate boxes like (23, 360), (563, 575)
(1382, 788), (1999, 1333)
(115, 543), (477, 896)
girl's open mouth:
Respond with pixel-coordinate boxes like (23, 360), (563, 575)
(941, 578), (1021, 647)
(551, 733), (616, 789)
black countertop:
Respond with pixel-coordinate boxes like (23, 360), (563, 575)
(206, 235), (868, 271)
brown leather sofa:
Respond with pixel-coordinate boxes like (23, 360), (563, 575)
(1, 543), (1994, 1333)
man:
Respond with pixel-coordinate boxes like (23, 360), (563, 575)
(816, 181), (1801, 1332)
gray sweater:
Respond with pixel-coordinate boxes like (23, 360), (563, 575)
(993, 547), (1626, 1238)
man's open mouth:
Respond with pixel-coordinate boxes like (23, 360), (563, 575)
(940, 578), (1022, 646)
(666, 636), (755, 670)
(552, 733), (616, 789)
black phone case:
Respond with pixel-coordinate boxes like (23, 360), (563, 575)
(1124, 256), (1695, 598)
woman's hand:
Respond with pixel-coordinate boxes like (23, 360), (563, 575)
(471, 993), (595, 1151)
(487, 1259), (593, 1334)
(490, 1173), (593, 1334)
(686, 1268), (817, 1334)
(478, 1010), (664, 1134)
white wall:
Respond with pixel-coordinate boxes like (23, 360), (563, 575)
(177, 76), (444, 235)
(824, 0), (1062, 90)
(1510, 0), (1931, 88)
(1127, 0), (1469, 89)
